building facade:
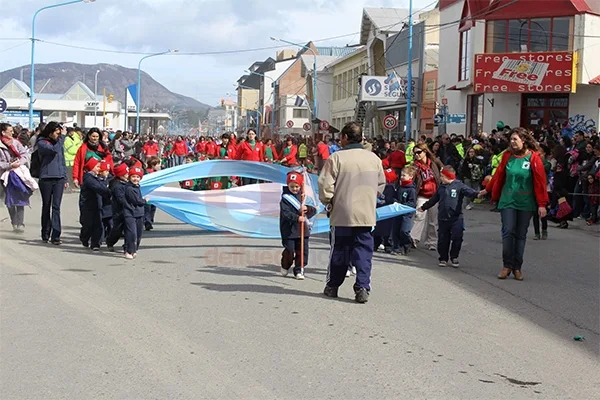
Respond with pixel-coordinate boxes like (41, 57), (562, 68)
(438, 0), (600, 136)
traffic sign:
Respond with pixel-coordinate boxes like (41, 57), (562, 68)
(319, 120), (330, 131)
(0, 98), (7, 113)
(383, 115), (398, 130)
(434, 114), (444, 125)
(302, 122), (311, 132)
(286, 120), (294, 128)
(447, 113), (467, 124)
(441, 98), (448, 105)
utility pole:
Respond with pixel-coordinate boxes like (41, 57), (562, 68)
(103, 88), (106, 129)
(406, 0), (413, 143)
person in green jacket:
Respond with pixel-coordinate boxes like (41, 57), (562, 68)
(405, 139), (415, 165)
(64, 127), (82, 191)
(298, 140), (308, 165)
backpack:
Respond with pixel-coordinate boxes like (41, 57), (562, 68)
(29, 149), (41, 178)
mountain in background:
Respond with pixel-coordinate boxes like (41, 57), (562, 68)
(0, 62), (212, 115)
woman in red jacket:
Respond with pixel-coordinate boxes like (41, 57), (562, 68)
(194, 136), (207, 155)
(172, 136), (188, 166)
(205, 137), (218, 159)
(236, 129), (263, 185)
(278, 136), (298, 166)
(480, 128), (548, 281)
(72, 128), (113, 188)
(263, 138), (279, 162)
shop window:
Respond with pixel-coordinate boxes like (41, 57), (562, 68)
(459, 30), (472, 81)
(521, 94), (569, 129)
(486, 17), (573, 53)
(468, 94), (483, 137)
(293, 108), (308, 119)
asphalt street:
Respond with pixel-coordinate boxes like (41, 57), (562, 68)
(1, 191), (598, 399)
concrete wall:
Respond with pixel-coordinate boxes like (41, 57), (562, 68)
(482, 93), (521, 133)
(577, 13), (600, 84)
(569, 85), (599, 132)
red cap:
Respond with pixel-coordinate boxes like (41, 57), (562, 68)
(99, 160), (110, 173)
(132, 160), (143, 170)
(286, 171), (304, 187)
(85, 157), (100, 171)
(129, 167), (144, 178)
(384, 168), (398, 184)
(114, 163), (129, 178)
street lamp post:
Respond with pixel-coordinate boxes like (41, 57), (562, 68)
(238, 84), (261, 136)
(136, 49), (178, 135)
(94, 69), (100, 126)
(29, 0), (96, 129)
(246, 69), (277, 137)
(270, 37), (317, 123)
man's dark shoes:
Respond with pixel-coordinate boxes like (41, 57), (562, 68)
(355, 288), (369, 304)
(323, 286), (338, 298)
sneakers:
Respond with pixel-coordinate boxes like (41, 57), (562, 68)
(451, 259), (460, 268)
(542, 230), (548, 240)
(345, 269), (351, 277)
(533, 233), (541, 240)
(438, 260), (447, 267)
(280, 267), (290, 277)
(294, 270), (305, 280)
(125, 253), (134, 260)
(377, 244), (385, 251)
(355, 288), (369, 304)
(351, 266), (357, 276)
(428, 245), (436, 251)
(12, 225), (24, 233)
(92, 247), (100, 252)
(323, 286), (338, 298)
(107, 246), (115, 252)
(465, 204), (473, 210)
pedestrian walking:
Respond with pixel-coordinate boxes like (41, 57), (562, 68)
(318, 121), (385, 303)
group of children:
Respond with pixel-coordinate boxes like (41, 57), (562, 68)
(78, 155), (160, 260)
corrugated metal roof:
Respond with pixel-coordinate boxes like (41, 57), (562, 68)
(360, 7), (410, 45)
(300, 55), (340, 72)
(315, 46), (357, 57)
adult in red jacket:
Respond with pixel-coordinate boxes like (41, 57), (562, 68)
(316, 140), (330, 170)
(237, 129), (263, 185)
(262, 138), (279, 162)
(172, 136), (188, 166)
(481, 128), (548, 281)
(387, 147), (407, 175)
(73, 128), (114, 188)
(194, 137), (207, 155)
(206, 137), (218, 159)
(279, 136), (298, 166)
(142, 136), (159, 159)
(219, 134), (237, 159)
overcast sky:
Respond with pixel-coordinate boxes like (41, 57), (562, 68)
(0, 0), (436, 106)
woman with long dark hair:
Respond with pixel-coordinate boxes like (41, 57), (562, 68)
(72, 127), (114, 188)
(481, 128), (548, 280)
(37, 121), (68, 244)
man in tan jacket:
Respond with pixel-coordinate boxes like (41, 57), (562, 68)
(318, 122), (386, 303)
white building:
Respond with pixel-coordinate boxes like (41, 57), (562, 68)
(0, 78), (171, 132)
(438, 0), (600, 136)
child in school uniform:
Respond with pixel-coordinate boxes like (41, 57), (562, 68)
(79, 158), (110, 251)
(392, 166), (417, 256)
(280, 171), (316, 280)
(144, 156), (160, 231)
(418, 165), (480, 268)
(123, 167), (147, 260)
(98, 160), (113, 243)
(373, 167), (398, 253)
(106, 163), (129, 252)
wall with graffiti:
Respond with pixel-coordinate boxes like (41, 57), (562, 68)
(568, 114), (597, 133)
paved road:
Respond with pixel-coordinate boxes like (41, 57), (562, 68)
(1, 191), (598, 399)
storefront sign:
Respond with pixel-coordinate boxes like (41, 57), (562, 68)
(0, 110), (42, 129)
(361, 73), (418, 102)
(473, 52), (575, 93)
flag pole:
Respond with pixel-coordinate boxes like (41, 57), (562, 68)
(300, 166), (306, 273)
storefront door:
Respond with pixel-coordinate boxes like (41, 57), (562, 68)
(521, 94), (569, 130)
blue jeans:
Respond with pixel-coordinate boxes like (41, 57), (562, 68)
(393, 214), (414, 250)
(39, 178), (65, 241)
(500, 208), (533, 271)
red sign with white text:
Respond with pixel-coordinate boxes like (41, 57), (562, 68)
(473, 52), (574, 93)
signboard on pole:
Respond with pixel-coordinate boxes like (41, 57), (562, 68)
(447, 113), (466, 124)
(433, 114), (444, 126)
(0, 98), (7, 113)
(302, 122), (311, 132)
(383, 115), (398, 130)
(319, 120), (330, 131)
(360, 73), (418, 103)
(286, 120), (294, 128)
(0, 110), (41, 129)
(441, 98), (448, 105)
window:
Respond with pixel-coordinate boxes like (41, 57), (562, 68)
(459, 30), (472, 81)
(468, 95), (484, 136)
(293, 108), (308, 119)
(486, 17), (573, 53)
(333, 75), (338, 101)
(424, 80), (436, 102)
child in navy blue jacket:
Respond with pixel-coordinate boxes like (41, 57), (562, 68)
(124, 167), (147, 260)
(280, 171), (316, 280)
(393, 166), (417, 255)
(373, 168), (398, 253)
(98, 161), (113, 243)
(79, 158), (110, 251)
(418, 165), (479, 268)
(106, 163), (129, 252)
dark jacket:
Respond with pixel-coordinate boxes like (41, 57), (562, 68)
(373, 184), (397, 236)
(37, 135), (67, 179)
(99, 176), (113, 219)
(421, 180), (479, 221)
(396, 182), (417, 208)
(110, 179), (129, 217)
(79, 172), (110, 212)
(125, 182), (146, 218)
(280, 186), (316, 240)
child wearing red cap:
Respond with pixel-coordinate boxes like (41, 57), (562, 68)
(79, 157), (110, 251)
(418, 165), (480, 268)
(106, 163), (129, 252)
(123, 167), (147, 260)
(98, 160), (113, 243)
(280, 171), (316, 279)
(144, 157), (161, 231)
(373, 167), (398, 253)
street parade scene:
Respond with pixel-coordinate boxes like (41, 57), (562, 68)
(0, 0), (599, 399)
